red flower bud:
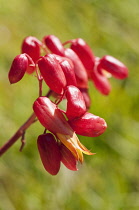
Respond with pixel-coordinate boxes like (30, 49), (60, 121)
(60, 143), (78, 171)
(43, 35), (65, 56)
(65, 86), (86, 120)
(38, 54), (66, 94)
(98, 55), (128, 79)
(49, 54), (77, 87)
(70, 38), (95, 73)
(91, 68), (111, 95)
(64, 48), (88, 89)
(90, 58), (111, 95)
(59, 59), (77, 87)
(69, 112), (107, 137)
(33, 97), (73, 135)
(8, 54), (28, 84)
(37, 133), (61, 175)
(21, 36), (41, 63)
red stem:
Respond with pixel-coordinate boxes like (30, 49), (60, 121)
(62, 40), (73, 46)
(39, 79), (43, 97)
(0, 89), (53, 157)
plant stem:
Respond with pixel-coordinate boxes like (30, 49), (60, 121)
(0, 113), (36, 157)
(0, 89), (53, 157)
(39, 79), (43, 97)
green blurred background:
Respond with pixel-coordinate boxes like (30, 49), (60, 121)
(0, 0), (139, 209)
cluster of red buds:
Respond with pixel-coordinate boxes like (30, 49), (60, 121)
(8, 35), (128, 175)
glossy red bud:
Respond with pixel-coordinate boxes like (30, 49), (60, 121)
(43, 35), (65, 56)
(98, 55), (128, 79)
(21, 36), (41, 63)
(48, 54), (77, 87)
(38, 54), (66, 94)
(70, 38), (95, 73)
(90, 58), (111, 95)
(8, 54), (28, 84)
(91, 68), (111, 95)
(69, 112), (107, 137)
(60, 143), (78, 171)
(33, 97), (73, 135)
(65, 85), (86, 120)
(59, 59), (77, 86)
(37, 133), (61, 175)
(64, 48), (88, 89)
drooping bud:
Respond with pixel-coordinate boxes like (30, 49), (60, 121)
(90, 58), (111, 95)
(60, 143), (78, 171)
(98, 55), (128, 79)
(49, 54), (77, 87)
(59, 59), (77, 87)
(64, 48), (88, 89)
(38, 54), (67, 94)
(33, 96), (73, 135)
(65, 86), (86, 120)
(69, 38), (95, 74)
(37, 133), (61, 175)
(21, 36), (41, 63)
(8, 54), (28, 84)
(91, 69), (111, 95)
(43, 35), (65, 56)
(69, 112), (107, 137)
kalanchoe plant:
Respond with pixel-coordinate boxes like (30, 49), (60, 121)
(0, 34), (128, 176)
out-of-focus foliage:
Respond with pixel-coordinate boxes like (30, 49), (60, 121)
(0, 0), (139, 209)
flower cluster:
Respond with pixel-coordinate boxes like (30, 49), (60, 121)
(8, 35), (128, 175)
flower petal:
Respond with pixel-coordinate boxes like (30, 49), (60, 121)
(60, 143), (78, 171)
(37, 133), (61, 175)
(70, 38), (95, 73)
(64, 48), (88, 89)
(43, 35), (65, 56)
(21, 36), (41, 63)
(38, 55), (66, 94)
(65, 85), (86, 120)
(33, 96), (74, 135)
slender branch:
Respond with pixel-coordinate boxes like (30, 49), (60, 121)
(0, 113), (36, 156)
(39, 79), (43, 97)
(0, 89), (53, 157)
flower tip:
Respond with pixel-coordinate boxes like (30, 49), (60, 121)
(94, 118), (107, 136)
(8, 75), (21, 85)
(91, 152), (96, 155)
(8, 78), (14, 84)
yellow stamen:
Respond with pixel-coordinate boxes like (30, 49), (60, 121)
(56, 132), (95, 163)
